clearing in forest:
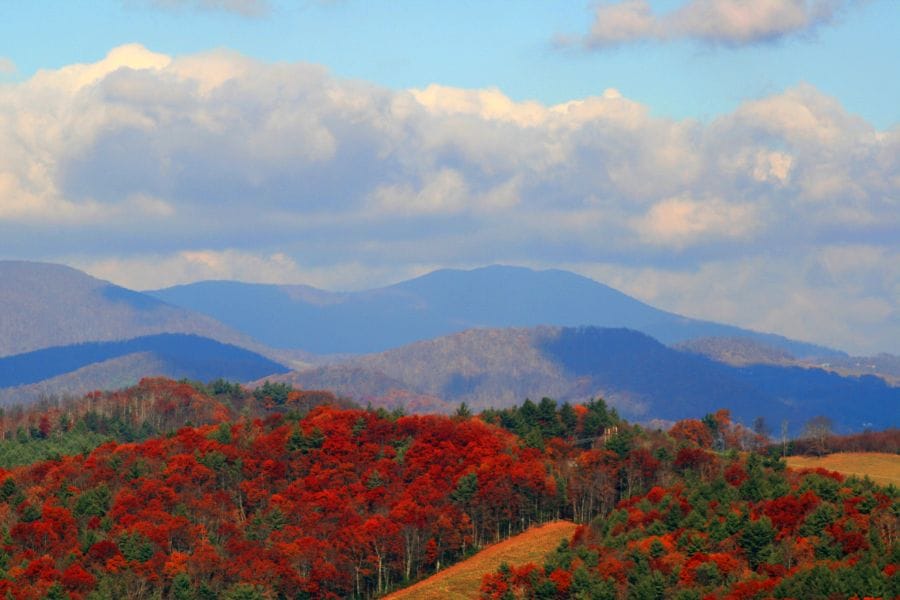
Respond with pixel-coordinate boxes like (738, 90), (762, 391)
(384, 520), (578, 600)
(786, 452), (900, 486)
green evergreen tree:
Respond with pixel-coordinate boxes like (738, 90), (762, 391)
(171, 572), (194, 600)
(740, 516), (775, 569)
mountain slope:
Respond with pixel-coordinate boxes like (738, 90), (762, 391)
(0, 261), (260, 358)
(149, 265), (841, 357)
(269, 326), (897, 433)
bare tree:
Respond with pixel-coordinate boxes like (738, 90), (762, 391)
(780, 420), (789, 457)
(803, 415), (833, 456)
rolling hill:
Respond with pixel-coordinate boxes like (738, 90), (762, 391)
(148, 265), (842, 357)
(269, 326), (898, 434)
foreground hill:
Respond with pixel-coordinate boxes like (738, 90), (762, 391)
(0, 384), (893, 599)
(149, 265), (840, 357)
(0, 261), (261, 358)
(481, 457), (898, 599)
(0, 396), (562, 599)
(384, 521), (578, 600)
(0, 334), (289, 405)
(270, 327), (898, 433)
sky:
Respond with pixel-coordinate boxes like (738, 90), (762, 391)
(0, 0), (898, 355)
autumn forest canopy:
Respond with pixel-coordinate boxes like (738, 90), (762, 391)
(0, 378), (892, 599)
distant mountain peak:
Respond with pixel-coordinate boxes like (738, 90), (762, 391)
(150, 264), (842, 357)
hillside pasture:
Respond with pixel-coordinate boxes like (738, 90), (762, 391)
(384, 520), (578, 600)
(786, 452), (900, 486)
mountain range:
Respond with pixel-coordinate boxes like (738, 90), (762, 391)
(148, 265), (841, 358)
(1, 260), (896, 434)
(266, 326), (896, 434)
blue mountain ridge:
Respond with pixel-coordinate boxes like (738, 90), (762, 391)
(539, 327), (895, 434)
(148, 265), (842, 357)
(0, 333), (289, 389)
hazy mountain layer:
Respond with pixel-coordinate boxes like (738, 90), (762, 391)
(149, 265), (841, 357)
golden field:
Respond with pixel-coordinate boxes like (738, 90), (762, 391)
(786, 452), (900, 486)
(384, 520), (578, 600)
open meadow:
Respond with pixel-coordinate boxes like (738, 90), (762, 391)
(786, 452), (900, 486)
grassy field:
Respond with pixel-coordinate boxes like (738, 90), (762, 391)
(786, 452), (900, 486)
(384, 520), (578, 600)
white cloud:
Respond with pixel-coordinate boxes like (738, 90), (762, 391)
(30, 44), (171, 94)
(370, 170), (522, 216)
(1, 45), (897, 353)
(412, 85), (548, 127)
(583, 0), (663, 47)
(0, 57), (15, 75)
(372, 169), (470, 216)
(75, 250), (307, 290)
(578, 0), (859, 48)
(633, 196), (759, 247)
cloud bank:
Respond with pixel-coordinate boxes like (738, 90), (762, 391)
(0, 45), (897, 354)
(575, 0), (860, 48)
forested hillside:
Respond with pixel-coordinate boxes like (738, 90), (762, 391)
(481, 458), (898, 599)
(0, 378), (349, 467)
(0, 380), (894, 599)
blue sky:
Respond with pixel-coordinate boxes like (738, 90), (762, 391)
(3, 1), (897, 127)
(1, 0), (898, 354)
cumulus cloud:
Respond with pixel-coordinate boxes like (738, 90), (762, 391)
(574, 0), (859, 48)
(632, 196), (760, 247)
(1, 45), (897, 353)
